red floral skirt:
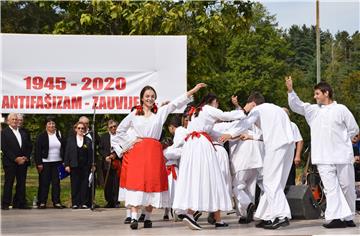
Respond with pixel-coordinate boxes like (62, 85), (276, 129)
(120, 138), (168, 192)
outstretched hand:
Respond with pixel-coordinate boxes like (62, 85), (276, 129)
(285, 76), (293, 93)
(187, 83), (207, 97)
(219, 133), (232, 143)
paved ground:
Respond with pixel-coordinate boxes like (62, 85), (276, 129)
(1, 208), (359, 236)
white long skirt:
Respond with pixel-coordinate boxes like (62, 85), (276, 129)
(172, 135), (233, 212)
(214, 144), (232, 197)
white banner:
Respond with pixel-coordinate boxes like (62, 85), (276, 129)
(0, 34), (187, 114)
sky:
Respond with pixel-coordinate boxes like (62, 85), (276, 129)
(258, 0), (359, 35)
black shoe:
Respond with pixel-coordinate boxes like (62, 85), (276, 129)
(72, 205), (79, 209)
(183, 214), (202, 230)
(124, 217), (131, 224)
(105, 203), (115, 208)
(138, 214), (145, 222)
(345, 220), (356, 227)
(1, 205), (10, 210)
(323, 219), (346, 228)
(53, 203), (65, 209)
(163, 215), (169, 221)
(215, 222), (229, 228)
(175, 213), (185, 221)
(18, 205), (31, 209)
(238, 217), (248, 224)
(263, 217), (290, 230)
(255, 220), (272, 228)
(246, 203), (255, 223)
(144, 220), (152, 228)
(207, 212), (216, 225)
(193, 211), (202, 221)
(38, 203), (46, 209)
(130, 219), (138, 230)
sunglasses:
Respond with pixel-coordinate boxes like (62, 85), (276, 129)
(109, 125), (117, 129)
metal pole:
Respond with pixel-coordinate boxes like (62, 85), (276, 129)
(316, 0), (321, 83)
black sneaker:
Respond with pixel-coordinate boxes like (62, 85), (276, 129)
(124, 217), (131, 224)
(323, 219), (346, 228)
(193, 211), (202, 221)
(345, 220), (356, 227)
(215, 222), (229, 229)
(72, 205), (79, 209)
(263, 217), (290, 230)
(163, 215), (169, 221)
(38, 203), (46, 209)
(130, 219), (138, 230)
(138, 214), (145, 222)
(207, 212), (216, 225)
(255, 220), (272, 228)
(144, 220), (152, 228)
(183, 214), (202, 230)
(238, 216), (248, 224)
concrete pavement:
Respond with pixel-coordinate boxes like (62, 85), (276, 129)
(1, 208), (359, 235)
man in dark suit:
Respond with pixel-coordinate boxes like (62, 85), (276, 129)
(99, 120), (120, 208)
(1, 113), (33, 209)
(78, 116), (101, 208)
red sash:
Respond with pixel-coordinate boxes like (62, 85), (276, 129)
(185, 131), (216, 150)
(166, 165), (177, 180)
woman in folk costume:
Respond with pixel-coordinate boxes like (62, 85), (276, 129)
(172, 93), (246, 230)
(112, 83), (206, 230)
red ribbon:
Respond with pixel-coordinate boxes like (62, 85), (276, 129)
(166, 165), (177, 180)
(185, 131), (216, 151)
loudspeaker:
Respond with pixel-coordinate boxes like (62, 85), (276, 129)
(286, 185), (321, 219)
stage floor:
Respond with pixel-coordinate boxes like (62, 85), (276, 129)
(1, 208), (359, 235)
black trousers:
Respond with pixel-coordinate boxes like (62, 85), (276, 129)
(70, 166), (89, 206)
(286, 163), (296, 186)
(103, 167), (119, 205)
(38, 161), (62, 205)
(2, 164), (28, 207)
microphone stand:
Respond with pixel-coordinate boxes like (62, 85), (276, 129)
(90, 103), (97, 211)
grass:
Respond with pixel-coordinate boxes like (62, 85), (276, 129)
(0, 166), (108, 208)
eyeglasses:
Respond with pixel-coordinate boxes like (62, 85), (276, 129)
(77, 127), (84, 130)
(109, 125), (117, 129)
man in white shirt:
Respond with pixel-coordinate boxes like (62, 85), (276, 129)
(286, 77), (359, 228)
(220, 92), (295, 229)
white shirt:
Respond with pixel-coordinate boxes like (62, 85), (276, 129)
(113, 94), (193, 151)
(164, 126), (188, 166)
(288, 91), (359, 164)
(229, 125), (264, 172)
(9, 126), (22, 148)
(76, 136), (84, 148)
(228, 103), (295, 151)
(187, 105), (246, 134)
(291, 122), (303, 143)
(43, 133), (62, 162)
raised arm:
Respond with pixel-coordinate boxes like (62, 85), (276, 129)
(157, 83), (207, 125)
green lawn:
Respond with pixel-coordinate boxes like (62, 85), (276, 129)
(0, 166), (108, 208)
